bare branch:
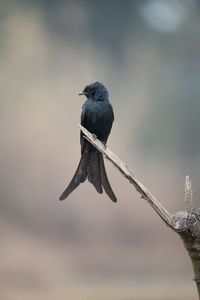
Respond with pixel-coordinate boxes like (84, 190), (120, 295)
(79, 125), (200, 298)
(79, 124), (173, 229)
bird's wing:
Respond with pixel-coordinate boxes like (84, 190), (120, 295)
(80, 103), (87, 154)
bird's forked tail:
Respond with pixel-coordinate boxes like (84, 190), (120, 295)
(59, 144), (117, 202)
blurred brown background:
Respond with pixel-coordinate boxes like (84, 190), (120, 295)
(1, 0), (200, 299)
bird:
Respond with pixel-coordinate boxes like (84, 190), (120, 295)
(59, 81), (117, 202)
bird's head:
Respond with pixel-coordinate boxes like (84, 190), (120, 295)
(78, 82), (109, 101)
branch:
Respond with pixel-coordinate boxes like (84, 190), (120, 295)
(79, 124), (173, 228)
(79, 125), (200, 299)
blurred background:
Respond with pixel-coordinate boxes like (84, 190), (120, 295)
(1, 0), (200, 299)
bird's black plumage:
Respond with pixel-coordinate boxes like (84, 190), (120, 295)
(59, 82), (117, 202)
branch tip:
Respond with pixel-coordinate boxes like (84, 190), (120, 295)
(185, 175), (193, 212)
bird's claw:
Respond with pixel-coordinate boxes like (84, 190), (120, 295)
(92, 133), (106, 150)
(102, 142), (107, 150)
(92, 134), (97, 140)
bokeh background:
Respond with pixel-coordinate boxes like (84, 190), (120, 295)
(1, 0), (200, 299)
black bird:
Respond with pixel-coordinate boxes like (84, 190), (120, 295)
(59, 81), (117, 202)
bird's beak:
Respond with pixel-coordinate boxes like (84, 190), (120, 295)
(78, 91), (85, 96)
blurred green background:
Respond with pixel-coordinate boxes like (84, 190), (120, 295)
(1, 0), (200, 299)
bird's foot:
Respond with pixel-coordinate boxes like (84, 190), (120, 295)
(102, 142), (107, 150)
(92, 134), (107, 150)
(92, 134), (97, 140)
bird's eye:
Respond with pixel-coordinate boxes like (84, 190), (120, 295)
(84, 87), (95, 97)
(89, 88), (95, 96)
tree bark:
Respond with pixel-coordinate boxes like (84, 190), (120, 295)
(79, 124), (200, 299)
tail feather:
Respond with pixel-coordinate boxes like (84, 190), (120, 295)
(99, 154), (117, 202)
(59, 144), (90, 200)
(88, 150), (103, 194)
